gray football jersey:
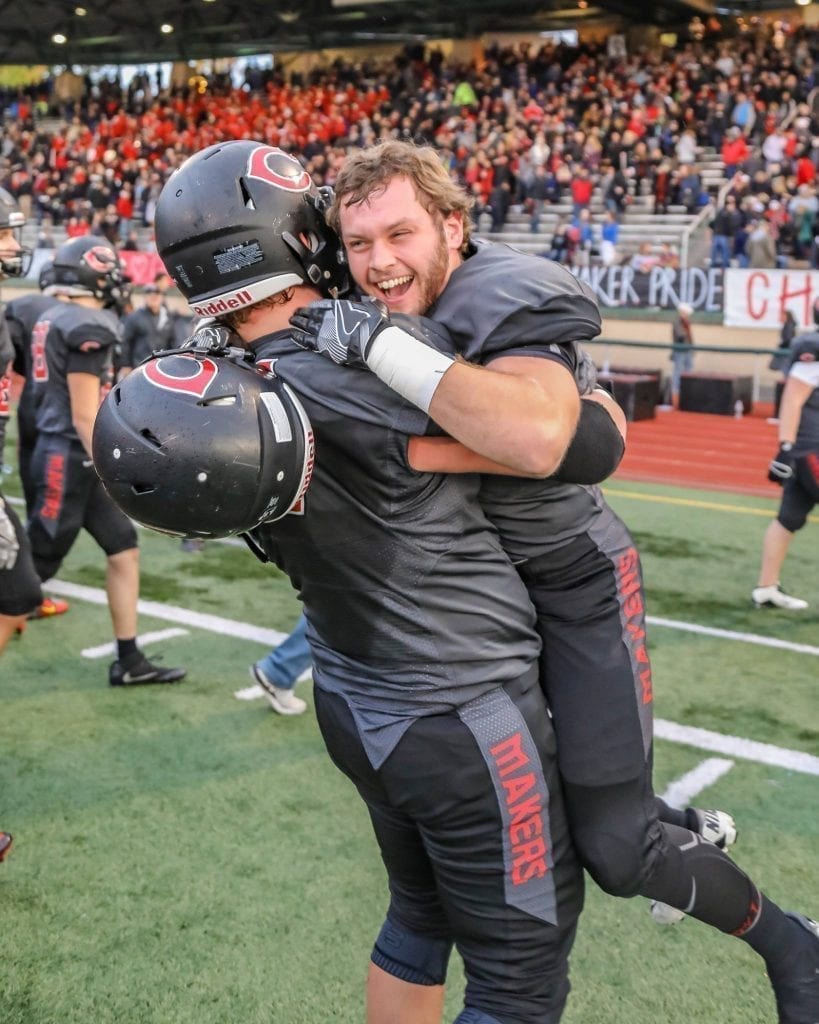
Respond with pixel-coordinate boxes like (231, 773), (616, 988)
(249, 328), (540, 767)
(430, 241), (609, 561)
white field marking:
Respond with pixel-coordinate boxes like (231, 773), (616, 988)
(647, 615), (819, 657)
(655, 719), (819, 777)
(659, 758), (735, 809)
(46, 580), (289, 647)
(81, 628), (189, 659)
(44, 580), (819, 775)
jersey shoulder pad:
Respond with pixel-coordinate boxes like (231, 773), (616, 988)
(59, 306), (121, 353)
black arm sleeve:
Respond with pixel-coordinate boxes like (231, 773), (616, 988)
(552, 398), (625, 485)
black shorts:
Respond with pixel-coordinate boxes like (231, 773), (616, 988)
(28, 436), (137, 581)
(0, 497), (43, 616)
(518, 513), (654, 788)
(314, 672), (583, 1024)
(777, 454), (819, 532)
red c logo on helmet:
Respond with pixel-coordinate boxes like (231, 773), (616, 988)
(83, 245), (118, 274)
(142, 355), (218, 398)
(245, 146), (312, 192)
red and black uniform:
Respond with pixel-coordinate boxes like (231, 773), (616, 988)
(27, 302), (136, 583)
(5, 293), (63, 515)
(247, 326), (584, 1024)
(430, 241), (766, 935)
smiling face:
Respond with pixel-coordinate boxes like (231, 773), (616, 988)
(339, 175), (464, 316)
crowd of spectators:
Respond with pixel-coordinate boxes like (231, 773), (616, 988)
(1, 17), (818, 269)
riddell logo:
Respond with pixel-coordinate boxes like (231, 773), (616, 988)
(191, 290), (254, 317)
(617, 547), (653, 705)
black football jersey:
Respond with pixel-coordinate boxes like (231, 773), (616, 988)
(430, 241), (611, 561)
(30, 302), (120, 441)
(0, 309), (12, 457)
(248, 325), (540, 766)
(5, 293), (65, 447)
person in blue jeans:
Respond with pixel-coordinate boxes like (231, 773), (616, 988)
(251, 612), (311, 715)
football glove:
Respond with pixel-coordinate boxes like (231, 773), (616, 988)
(0, 495), (20, 571)
(768, 442), (795, 485)
(290, 298), (390, 369)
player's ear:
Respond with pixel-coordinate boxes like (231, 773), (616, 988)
(443, 211), (464, 252)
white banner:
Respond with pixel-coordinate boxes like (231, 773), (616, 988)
(724, 268), (819, 329)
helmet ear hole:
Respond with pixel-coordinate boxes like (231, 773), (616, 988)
(140, 428), (162, 448)
(131, 482), (156, 495)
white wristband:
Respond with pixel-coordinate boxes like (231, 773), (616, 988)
(365, 325), (455, 413)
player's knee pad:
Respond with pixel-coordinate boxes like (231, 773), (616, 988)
(371, 917), (452, 986)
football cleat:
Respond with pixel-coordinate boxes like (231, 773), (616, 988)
(28, 596), (70, 619)
(768, 912), (819, 1024)
(0, 831), (13, 862)
(250, 663), (307, 716)
(651, 808), (738, 925)
(752, 585), (808, 611)
(109, 652), (187, 687)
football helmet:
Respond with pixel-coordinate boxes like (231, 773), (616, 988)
(154, 141), (349, 320)
(0, 186), (29, 277)
(49, 236), (131, 310)
(92, 349), (313, 538)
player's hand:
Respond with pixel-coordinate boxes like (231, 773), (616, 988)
(290, 298), (390, 368)
(0, 496), (20, 571)
(180, 322), (238, 354)
(768, 443), (795, 485)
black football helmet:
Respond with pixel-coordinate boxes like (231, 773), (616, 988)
(50, 236), (131, 310)
(155, 141), (349, 320)
(92, 350), (314, 539)
(0, 186), (30, 277)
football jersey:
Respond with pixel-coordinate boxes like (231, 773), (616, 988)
(5, 293), (65, 446)
(430, 241), (611, 562)
(30, 302), (120, 441)
(248, 325), (540, 767)
(788, 333), (819, 454)
(0, 309), (13, 456)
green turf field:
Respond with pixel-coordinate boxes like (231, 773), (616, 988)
(1, 473), (817, 1024)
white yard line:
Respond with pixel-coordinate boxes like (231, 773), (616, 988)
(655, 719), (819, 777)
(647, 615), (819, 657)
(82, 628), (189, 659)
(45, 579), (819, 776)
(659, 758), (736, 808)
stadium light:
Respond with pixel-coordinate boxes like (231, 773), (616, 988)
(160, 23), (174, 33)
(52, 32), (67, 44)
(74, 6), (87, 14)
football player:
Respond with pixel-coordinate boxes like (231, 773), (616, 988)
(107, 139), (594, 1024)
(294, 140), (819, 1024)
(4, 258), (72, 621)
(753, 331), (819, 610)
(0, 187), (44, 651)
(26, 236), (185, 687)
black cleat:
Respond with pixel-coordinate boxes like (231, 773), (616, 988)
(109, 652), (187, 687)
(769, 913), (819, 1024)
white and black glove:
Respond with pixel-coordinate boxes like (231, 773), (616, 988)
(768, 443), (795, 485)
(290, 297), (390, 369)
(290, 298), (454, 413)
(0, 495), (20, 571)
(575, 348), (598, 396)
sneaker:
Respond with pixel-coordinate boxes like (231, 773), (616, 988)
(0, 831), (12, 862)
(690, 807), (738, 849)
(752, 585), (808, 611)
(651, 808), (738, 925)
(109, 651), (187, 686)
(768, 912), (819, 1024)
(250, 663), (307, 716)
(28, 596), (70, 619)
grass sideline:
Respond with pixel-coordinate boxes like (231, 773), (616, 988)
(0, 476), (817, 1023)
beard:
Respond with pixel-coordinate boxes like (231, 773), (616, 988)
(415, 220), (451, 316)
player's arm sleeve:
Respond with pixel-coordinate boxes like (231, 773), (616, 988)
(5, 314), (27, 376)
(552, 393), (626, 484)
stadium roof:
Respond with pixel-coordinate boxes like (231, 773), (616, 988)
(2, 0), (723, 67)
